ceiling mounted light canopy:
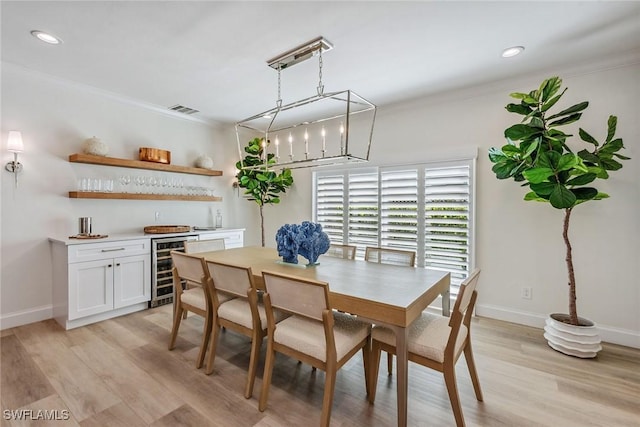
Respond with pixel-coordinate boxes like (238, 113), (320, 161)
(502, 46), (524, 58)
(236, 36), (376, 170)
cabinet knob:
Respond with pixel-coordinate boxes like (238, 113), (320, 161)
(108, 264), (112, 268)
(116, 263), (121, 266)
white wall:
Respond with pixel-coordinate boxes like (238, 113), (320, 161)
(2, 60), (638, 348)
(262, 63), (640, 347)
(0, 63), (235, 327)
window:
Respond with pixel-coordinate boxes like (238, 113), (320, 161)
(314, 159), (475, 297)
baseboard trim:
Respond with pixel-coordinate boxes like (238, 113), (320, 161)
(0, 305), (53, 330)
(476, 304), (640, 349)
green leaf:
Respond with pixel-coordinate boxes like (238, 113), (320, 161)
(587, 165), (609, 179)
(522, 139), (539, 158)
(599, 138), (624, 154)
(505, 103), (531, 115)
(578, 128), (599, 146)
(613, 153), (631, 160)
(547, 101), (589, 120)
(488, 147), (506, 163)
(593, 192), (610, 200)
(504, 124), (540, 141)
(530, 182), (556, 196)
(606, 115), (617, 143)
(524, 191), (549, 202)
(600, 158), (623, 171)
(522, 167), (554, 184)
(549, 185), (577, 209)
(577, 149), (600, 164)
(566, 173), (596, 186)
(549, 113), (582, 127)
(509, 92), (529, 100)
(538, 151), (560, 169)
(501, 144), (520, 156)
(256, 173), (268, 181)
(540, 77), (562, 102)
(557, 153), (578, 171)
(571, 187), (598, 201)
(492, 162), (516, 179)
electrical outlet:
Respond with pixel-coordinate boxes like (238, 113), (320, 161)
(521, 287), (532, 300)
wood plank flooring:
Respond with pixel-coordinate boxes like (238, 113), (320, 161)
(1, 305), (639, 426)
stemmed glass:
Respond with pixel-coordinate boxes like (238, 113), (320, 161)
(119, 175), (131, 193)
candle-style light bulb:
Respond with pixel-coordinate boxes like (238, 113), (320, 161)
(321, 127), (326, 156)
(339, 122), (345, 155)
(275, 136), (280, 159)
(288, 132), (293, 159)
(304, 129), (309, 159)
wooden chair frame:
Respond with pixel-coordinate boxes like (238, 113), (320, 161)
(204, 260), (263, 399)
(368, 269), (483, 427)
(326, 244), (357, 260)
(259, 271), (371, 427)
(167, 251), (213, 369)
(184, 238), (226, 254)
(364, 246), (416, 374)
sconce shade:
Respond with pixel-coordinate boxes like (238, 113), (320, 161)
(7, 131), (24, 153)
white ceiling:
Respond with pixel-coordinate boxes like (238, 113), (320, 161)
(2, 1), (640, 125)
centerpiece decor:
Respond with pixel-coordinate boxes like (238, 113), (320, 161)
(488, 76), (629, 358)
(275, 221), (330, 266)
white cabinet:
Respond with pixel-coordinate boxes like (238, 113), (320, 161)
(51, 238), (150, 329)
(198, 228), (244, 248)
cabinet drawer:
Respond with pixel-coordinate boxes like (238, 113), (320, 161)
(199, 231), (244, 248)
(68, 238), (150, 263)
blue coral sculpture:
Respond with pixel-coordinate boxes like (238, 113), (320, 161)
(275, 221), (330, 265)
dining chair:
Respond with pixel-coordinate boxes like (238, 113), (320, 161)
(364, 246), (416, 374)
(183, 238), (228, 320)
(364, 246), (416, 267)
(259, 271), (371, 427)
(204, 260), (288, 398)
(184, 238), (226, 254)
(167, 251), (214, 369)
(368, 268), (482, 427)
(325, 243), (356, 260)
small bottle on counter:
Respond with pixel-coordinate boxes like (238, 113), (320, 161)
(215, 209), (222, 229)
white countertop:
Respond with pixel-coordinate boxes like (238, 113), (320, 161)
(48, 228), (245, 245)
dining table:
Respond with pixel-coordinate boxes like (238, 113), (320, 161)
(200, 246), (451, 427)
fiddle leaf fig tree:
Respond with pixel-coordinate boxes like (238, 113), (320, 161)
(489, 76), (629, 326)
(236, 137), (294, 247)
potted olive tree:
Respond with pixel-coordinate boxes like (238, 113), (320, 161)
(489, 76), (629, 358)
(236, 137), (294, 247)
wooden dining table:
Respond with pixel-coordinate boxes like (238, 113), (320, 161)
(200, 246), (451, 427)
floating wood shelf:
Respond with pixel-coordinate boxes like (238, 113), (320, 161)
(69, 153), (223, 176)
(69, 191), (222, 202)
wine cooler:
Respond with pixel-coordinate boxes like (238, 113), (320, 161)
(150, 235), (198, 307)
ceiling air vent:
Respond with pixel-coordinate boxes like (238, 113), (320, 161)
(168, 104), (199, 115)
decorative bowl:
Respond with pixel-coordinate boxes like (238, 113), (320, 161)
(139, 147), (171, 164)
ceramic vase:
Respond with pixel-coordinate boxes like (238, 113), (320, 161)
(543, 313), (602, 358)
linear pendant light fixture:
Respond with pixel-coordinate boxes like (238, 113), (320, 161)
(235, 36), (376, 170)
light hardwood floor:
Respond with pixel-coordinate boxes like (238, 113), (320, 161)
(1, 305), (639, 426)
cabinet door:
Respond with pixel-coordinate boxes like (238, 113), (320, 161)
(199, 230), (244, 248)
(113, 254), (151, 308)
(69, 259), (114, 320)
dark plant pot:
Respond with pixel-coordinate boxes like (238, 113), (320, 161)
(543, 313), (602, 358)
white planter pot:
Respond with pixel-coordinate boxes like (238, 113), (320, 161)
(543, 313), (602, 358)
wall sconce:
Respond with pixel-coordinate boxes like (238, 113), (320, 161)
(5, 131), (24, 187)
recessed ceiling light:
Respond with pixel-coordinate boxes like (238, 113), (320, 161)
(502, 46), (524, 58)
(31, 30), (63, 45)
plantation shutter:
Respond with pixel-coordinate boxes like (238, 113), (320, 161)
(424, 163), (472, 296)
(380, 169), (419, 253)
(347, 171), (379, 259)
(315, 173), (345, 243)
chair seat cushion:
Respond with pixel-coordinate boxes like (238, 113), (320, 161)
(274, 311), (370, 362)
(180, 287), (206, 310)
(218, 299), (287, 330)
(372, 312), (468, 363)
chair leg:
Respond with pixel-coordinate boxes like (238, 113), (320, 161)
(463, 341), (483, 401)
(259, 342), (276, 412)
(204, 323), (221, 375)
(387, 351), (393, 375)
(320, 367), (337, 427)
(361, 336), (371, 397)
(443, 362), (465, 427)
(182, 310), (188, 320)
(244, 332), (263, 399)
(196, 310), (213, 369)
(368, 340), (382, 403)
(168, 305), (184, 350)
